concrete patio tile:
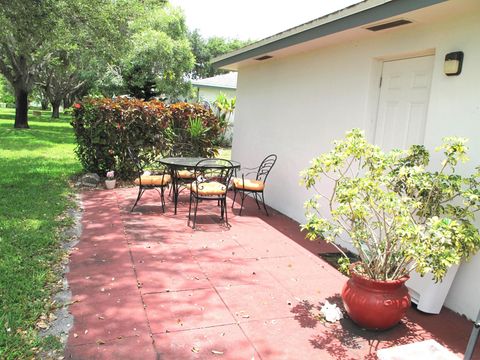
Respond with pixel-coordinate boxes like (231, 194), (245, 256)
(129, 241), (208, 294)
(240, 317), (363, 359)
(154, 324), (259, 359)
(278, 276), (345, 303)
(64, 188), (479, 359)
(189, 236), (252, 261)
(216, 284), (297, 322)
(232, 228), (305, 258)
(68, 245), (132, 273)
(65, 335), (156, 360)
(198, 257), (279, 287)
(135, 262), (210, 294)
(259, 256), (334, 279)
(67, 295), (149, 346)
(143, 289), (235, 334)
(258, 256), (347, 301)
(68, 270), (138, 301)
(129, 242), (192, 263)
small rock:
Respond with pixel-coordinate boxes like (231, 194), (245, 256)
(80, 173), (100, 187)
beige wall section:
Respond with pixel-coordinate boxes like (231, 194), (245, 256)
(197, 87), (236, 107)
(232, 9), (480, 319)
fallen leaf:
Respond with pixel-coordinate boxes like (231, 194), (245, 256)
(36, 321), (48, 329)
(211, 350), (224, 355)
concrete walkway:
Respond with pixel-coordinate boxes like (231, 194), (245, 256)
(65, 188), (478, 359)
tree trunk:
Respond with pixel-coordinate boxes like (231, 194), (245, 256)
(14, 88), (29, 129)
(63, 96), (73, 109)
(51, 100), (61, 118)
(41, 98), (49, 110)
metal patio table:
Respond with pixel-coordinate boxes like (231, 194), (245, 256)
(158, 157), (240, 214)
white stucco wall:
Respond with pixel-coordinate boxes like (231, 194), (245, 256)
(232, 10), (480, 319)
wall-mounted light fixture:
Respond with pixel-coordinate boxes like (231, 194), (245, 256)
(444, 51), (464, 76)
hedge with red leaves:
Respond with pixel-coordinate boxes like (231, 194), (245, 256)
(71, 97), (221, 178)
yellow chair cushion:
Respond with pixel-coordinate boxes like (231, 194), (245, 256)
(191, 181), (226, 196)
(176, 170), (196, 179)
(134, 174), (171, 186)
(233, 178), (265, 191)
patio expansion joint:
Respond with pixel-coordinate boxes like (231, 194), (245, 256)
(141, 286), (213, 296)
(150, 322), (239, 336)
(202, 273), (265, 359)
(113, 191), (159, 356)
(66, 333), (149, 348)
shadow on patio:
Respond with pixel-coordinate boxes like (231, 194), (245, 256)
(64, 187), (479, 359)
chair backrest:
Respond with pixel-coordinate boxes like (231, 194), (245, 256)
(193, 158), (235, 191)
(256, 154), (277, 183)
(127, 147), (143, 176)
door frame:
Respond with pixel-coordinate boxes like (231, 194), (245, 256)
(366, 49), (436, 144)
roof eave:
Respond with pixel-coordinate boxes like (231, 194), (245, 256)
(212, 0), (446, 69)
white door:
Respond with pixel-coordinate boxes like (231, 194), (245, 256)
(374, 56), (434, 151)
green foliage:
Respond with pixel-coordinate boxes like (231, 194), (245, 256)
(71, 98), (222, 178)
(0, 108), (81, 358)
(300, 129), (480, 282)
(188, 30), (251, 79)
(0, 0), (133, 126)
(37, 0), (132, 117)
(213, 92), (236, 146)
(0, 76), (14, 104)
(118, 4), (194, 100)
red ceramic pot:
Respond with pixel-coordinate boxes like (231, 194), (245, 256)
(342, 268), (411, 330)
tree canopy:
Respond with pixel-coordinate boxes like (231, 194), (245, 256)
(188, 30), (251, 79)
(0, 0), (248, 127)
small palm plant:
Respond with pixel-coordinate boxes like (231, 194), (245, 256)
(301, 129), (480, 282)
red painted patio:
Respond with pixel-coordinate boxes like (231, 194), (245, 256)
(65, 188), (478, 359)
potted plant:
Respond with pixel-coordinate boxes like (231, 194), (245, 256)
(300, 129), (480, 330)
(105, 170), (116, 190)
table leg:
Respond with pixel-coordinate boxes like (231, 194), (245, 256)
(171, 168), (178, 215)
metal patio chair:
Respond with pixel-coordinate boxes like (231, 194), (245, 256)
(188, 159), (235, 229)
(232, 154), (277, 216)
(127, 148), (171, 212)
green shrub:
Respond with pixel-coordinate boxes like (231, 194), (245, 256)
(71, 98), (221, 178)
(164, 102), (221, 158)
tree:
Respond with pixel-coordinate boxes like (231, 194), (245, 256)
(0, 0), (132, 126)
(0, 0), (60, 128)
(120, 4), (194, 100)
(188, 32), (251, 79)
(37, 0), (131, 117)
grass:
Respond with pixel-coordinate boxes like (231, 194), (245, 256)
(0, 109), (81, 359)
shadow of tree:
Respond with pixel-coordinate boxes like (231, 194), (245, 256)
(290, 294), (442, 360)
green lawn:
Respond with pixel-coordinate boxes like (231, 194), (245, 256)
(0, 109), (81, 359)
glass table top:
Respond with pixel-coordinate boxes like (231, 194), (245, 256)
(158, 157), (240, 169)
